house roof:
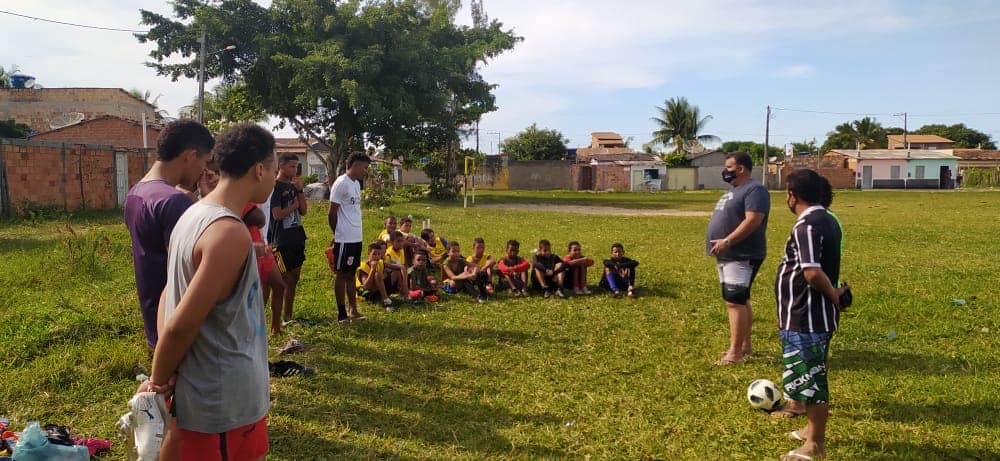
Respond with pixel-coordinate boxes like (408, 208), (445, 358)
(28, 114), (162, 138)
(587, 152), (660, 163)
(829, 149), (958, 160)
(951, 149), (1000, 160)
(887, 134), (953, 144)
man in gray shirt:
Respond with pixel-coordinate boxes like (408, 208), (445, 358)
(705, 152), (770, 366)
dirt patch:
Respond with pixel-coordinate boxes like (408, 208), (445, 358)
(476, 203), (711, 217)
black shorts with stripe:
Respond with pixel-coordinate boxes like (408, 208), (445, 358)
(332, 242), (363, 272)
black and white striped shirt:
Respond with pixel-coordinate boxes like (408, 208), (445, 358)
(775, 205), (843, 333)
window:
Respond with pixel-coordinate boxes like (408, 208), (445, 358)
(890, 166), (901, 179)
(915, 165), (925, 179)
(644, 169), (660, 180)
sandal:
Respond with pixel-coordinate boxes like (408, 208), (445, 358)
(279, 339), (305, 355)
(771, 406), (806, 418)
(788, 430), (806, 441)
(713, 356), (745, 366)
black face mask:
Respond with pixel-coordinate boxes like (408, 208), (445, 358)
(722, 169), (738, 183)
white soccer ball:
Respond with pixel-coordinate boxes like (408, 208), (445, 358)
(747, 379), (783, 412)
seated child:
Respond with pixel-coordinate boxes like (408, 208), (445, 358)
(420, 228), (449, 270)
(442, 241), (489, 302)
(242, 203), (287, 335)
(599, 242), (640, 299)
(466, 237), (496, 294)
(563, 240), (594, 295)
(383, 231), (410, 298)
(376, 215), (398, 242)
(407, 251), (439, 302)
(357, 242), (394, 311)
(399, 216), (423, 265)
(498, 239), (531, 297)
(531, 239), (566, 298)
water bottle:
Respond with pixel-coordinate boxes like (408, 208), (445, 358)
(12, 422), (89, 461)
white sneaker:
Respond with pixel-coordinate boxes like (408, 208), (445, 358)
(582, 287), (592, 295)
(128, 392), (168, 461)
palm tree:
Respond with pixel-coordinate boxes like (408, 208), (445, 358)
(128, 88), (172, 122)
(851, 117), (886, 149)
(180, 82), (267, 133)
(650, 97), (720, 156)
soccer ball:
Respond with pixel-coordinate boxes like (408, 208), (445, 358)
(747, 379), (783, 412)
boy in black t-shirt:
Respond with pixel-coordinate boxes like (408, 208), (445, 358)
(269, 154), (307, 323)
(532, 239), (567, 298)
(599, 243), (639, 299)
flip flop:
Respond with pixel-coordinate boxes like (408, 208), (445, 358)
(788, 430), (806, 441)
(713, 357), (745, 366)
(780, 450), (815, 460)
(279, 339), (305, 355)
(269, 360), (315, 377)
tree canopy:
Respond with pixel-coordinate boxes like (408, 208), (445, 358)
(820, 117), (888, 152)
(181, 82), (267, 134)
(0, 119), (32, 138)
(500, 124), (569, 161)
(721, 141), (782, 165)
(915, 123), (996, 149)
(138, 0), (520, 184)
(650, 97), (719, 156)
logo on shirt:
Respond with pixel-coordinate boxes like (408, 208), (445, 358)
(715, 192), (733, 211)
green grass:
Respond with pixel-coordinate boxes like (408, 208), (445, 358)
(1, 190), (998, 460)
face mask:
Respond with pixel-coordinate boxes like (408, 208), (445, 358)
(722, 169), (738, 183)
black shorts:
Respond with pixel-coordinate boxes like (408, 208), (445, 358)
(274, 241), (306, 272)
(332, 242), (363, 272)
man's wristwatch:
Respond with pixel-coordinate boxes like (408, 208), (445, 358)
(723, 238), (731, 246)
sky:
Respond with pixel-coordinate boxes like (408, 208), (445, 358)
(3, 0), (1000, 154)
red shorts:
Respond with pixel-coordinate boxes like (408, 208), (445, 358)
(257, 254), (276, 282)
(178, 417), (269, 461)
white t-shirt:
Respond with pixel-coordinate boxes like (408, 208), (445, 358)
(259, 190), (273, 243)
(330, 174), (363, 243)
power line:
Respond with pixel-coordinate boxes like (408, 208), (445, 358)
(772, 107), (893, 117)
(772, 106), (1000, 118)
(0, 9), (149, 34)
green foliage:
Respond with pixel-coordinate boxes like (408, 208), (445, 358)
(60, 224), (113, 277)
(791, 139), (820, 156)
(0, 119), (32, 138)
(721, 141), (783, 165)
(962, 168), (1000, 187)
(500, 123), (568, 161)
(650, 97), (719, 155)
(300, 174), (319, 185)
(138, 0), (521, 182)
(395, 184), (427, 201)
(820, 117), (887, 152)
(0, 65), (10, 88)
(184, 82), (268, 134)
(658, 151), (689, 167)
(916, 123), (996, 149)
(362, 163), (396, 208)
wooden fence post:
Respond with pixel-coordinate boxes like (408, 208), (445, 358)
(77, 145), (86, 210)
(61, 145), (68, 211)
(0, 140), (8, 216)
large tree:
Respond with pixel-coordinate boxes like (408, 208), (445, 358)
(650, 97), (720, 156)
(138, 0), (519, 186)
(820, 117), (887, 152)
(500, 124), (568, 161)
(916, 123), (996, 149)
(0, 119), (31, 138)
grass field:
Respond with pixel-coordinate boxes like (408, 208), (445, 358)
(1, 189), (998, 460)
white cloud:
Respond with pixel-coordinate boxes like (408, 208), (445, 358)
(775, 64), (816, 79)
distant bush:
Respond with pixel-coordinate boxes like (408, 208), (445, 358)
(962, 168), (999, 188)
(301, 173), (320, 185)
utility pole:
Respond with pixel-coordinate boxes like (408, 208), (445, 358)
(198, 26), (206, 124)
(763, 105), (771, 185)
(475, 120), (480, 154)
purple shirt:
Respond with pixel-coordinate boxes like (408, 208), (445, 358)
(124, 180), (193, 347)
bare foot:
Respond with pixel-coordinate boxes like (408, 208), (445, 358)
(714, 351), (745, 366)
(772, 401), (806, 418)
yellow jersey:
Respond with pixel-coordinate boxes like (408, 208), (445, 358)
(384, 246), (406, 268)
(426, 236), (447, 260)
(356, 259), (385, 289)
(466, 253), (493, 269)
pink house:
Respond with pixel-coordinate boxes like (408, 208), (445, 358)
(829, 149), (957, 189)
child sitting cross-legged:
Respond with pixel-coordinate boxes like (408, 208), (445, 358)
(383, 231), (410, 300)
(466, 237), (496, 295)
(357, 242), (395, 311)
(532, 239), (567, 299)
(599, 242), (640, 299)
(407, 251), (439, 303)
(563, 241), (595, 295)
(498, 239), (531, 297)
(442, 241), (489, 303)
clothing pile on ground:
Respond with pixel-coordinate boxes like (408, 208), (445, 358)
(0, 417), (111, 460)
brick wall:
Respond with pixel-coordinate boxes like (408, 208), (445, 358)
(594, 164), (631, 191)
(0, 139), (153, 214)
(0, 88), (157, 135)
(779, 155), (857, 189)
(31, 117), (161, 149)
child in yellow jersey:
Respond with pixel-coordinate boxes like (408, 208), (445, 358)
(357, 242), (393, 311)
(466, 237), (496, 294)
(420, 228), (449, 271)
(376, 215), (397, 242)
(383, 231), (409, 299)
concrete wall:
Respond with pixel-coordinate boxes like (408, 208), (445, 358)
(664, 167), (697, 190)
(908, 159), (956, 180)
(30, 117), (161, 149)
(781, 155), (858, 189)
(696, 166), (731, 189)
(508, 160), (572, 190)
(690, 151), (727, 167)
(858, 159), (907, 180)
(0, 88), (158, 134)
(0, 138), (153, 214)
